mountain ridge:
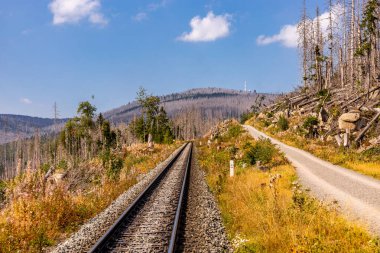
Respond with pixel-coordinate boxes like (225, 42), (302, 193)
(0, 87), (277, 143)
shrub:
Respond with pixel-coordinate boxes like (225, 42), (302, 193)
(226, 124), (243, 138)
(303, 116), (319, 130)
(240, 112), (255, 124)
(244, 138), (276, 165)
(277, 116), (289, 131)
(107, 154), (124, 180)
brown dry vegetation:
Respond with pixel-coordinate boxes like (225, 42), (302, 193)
(247, 116), (380, 179)
(0, 143), (179, 253)
(197, 121), (380, 252)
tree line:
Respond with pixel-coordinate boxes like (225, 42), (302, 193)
(0, 89), (174, 180)
(298, 0), (379, 94)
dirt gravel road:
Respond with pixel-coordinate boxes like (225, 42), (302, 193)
(244, 125), (380, 235)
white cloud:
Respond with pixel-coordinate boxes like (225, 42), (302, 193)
(178, 11), (232, 42)
(257, 4), (343, 48)
(49, 0), (108, 26)
(132, 0), (169, 22)
(257, 25), (298, 48)
(132, 12), (148, 22)
(20, 98), (32, 105)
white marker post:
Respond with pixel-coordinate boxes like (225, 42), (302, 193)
(230, 160), (235, 177)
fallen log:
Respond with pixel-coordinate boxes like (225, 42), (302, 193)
(342, 85), (380, 109)
(298, 97), (320, 108)
(355, 110), (380, 143)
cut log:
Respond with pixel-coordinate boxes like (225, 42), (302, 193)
(354, 110), (380, 143)
(342, 86), (380, 109)
(44, 167), (55, 181)
(298, 97), (320, 108)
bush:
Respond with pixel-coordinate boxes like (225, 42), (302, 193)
(107, 154), (124, 180)
(227, 124), (243, 138)
(277, 116), (289, 131)
(303, 116), (319, 130)
(240, 112), (255, 124)
(244, 138), (276, 165)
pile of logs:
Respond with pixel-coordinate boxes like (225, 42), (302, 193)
(265, 85), (380, 148)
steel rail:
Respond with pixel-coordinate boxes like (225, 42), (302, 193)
(167, 142), (192, 253)
(88, 142), (189, 253)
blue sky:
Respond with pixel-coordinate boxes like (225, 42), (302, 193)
(0, 0), (326, 118)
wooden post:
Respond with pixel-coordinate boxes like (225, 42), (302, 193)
(343, 129), (350, 147)
(229, 160), (234, 177)
(335, 134), (343, 146)
(148, 134), (154, 149)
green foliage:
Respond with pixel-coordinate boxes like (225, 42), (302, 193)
(100, 150), (124, 180)
(243, 138), (276, 165)
(330, 106), (341, 118)
(317, 89), (328, 98)
(57, 160), (68, 171)
(240, 111), (255, 124)
(30, 228), (54, 252)
(40, 164), (51, 174)
(277, 116), (289, 131)
(227, 124), (243, 138)
(101, 121), (117, 150)
(60, 101), (118, 166)
(303, 116), (319, 130)
(357, 0), (379, 57)
(107, 155), (124, 180)
(77, 101), (97, 129)
(130, 87), (174, 144)
(0, 180), (6, 202)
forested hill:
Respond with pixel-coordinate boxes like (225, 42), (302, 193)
(104, 88), (277, 139)
(105, 88), (277, 123)
(0, 88), (277, 144)
(0, 115), (67, 144)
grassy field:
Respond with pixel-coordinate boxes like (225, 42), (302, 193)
(0, 143), (179, 253)
(247, 117), (380, 180)
(197, 122), (380, 252)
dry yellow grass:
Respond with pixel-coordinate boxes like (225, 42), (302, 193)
(247, 117), (380, 180)
(0, 143), (179, 253)
(197, 122), (380, 252)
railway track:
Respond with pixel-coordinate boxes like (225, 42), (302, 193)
(88, 142), (192, 253)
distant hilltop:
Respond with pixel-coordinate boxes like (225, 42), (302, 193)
(0, 87), (278, 144)
(104, 87), (277, 124)
(0, 114), (67, 144)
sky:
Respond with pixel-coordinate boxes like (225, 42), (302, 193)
(0, 0), (328, 118)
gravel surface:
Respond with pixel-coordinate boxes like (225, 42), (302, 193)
(103, 144), (192, 252)
(244, 125), (380, 235)
(177, 147), (231, 253)
(51, 144), (186, 253)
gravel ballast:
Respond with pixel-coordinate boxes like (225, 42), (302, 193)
(177, 147), (231, 252)
(51, 144), (186, 253)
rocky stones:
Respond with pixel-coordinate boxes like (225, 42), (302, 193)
(338, 110), (363, 131)
(338, 120), (356, 130)
(339, 111), (360, 122)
